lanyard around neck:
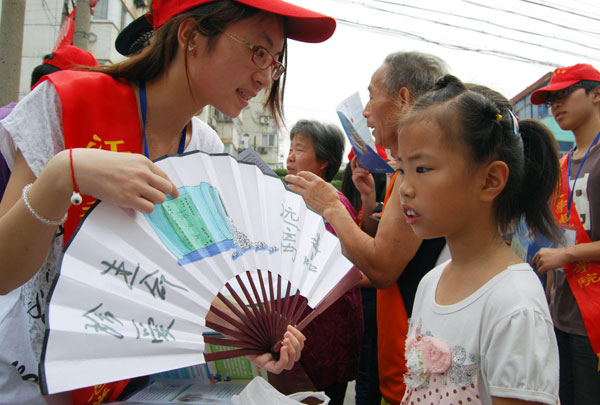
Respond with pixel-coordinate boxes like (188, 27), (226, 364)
(139, 80), (187, 158)
(566, 130), (600, 223)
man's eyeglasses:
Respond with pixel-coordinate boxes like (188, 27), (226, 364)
(222, 31), (285, 81)
(544, 83), (586, 108)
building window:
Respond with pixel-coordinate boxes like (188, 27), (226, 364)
(214, 110), (232, 122)
(120, 3), (127, 30)
(514, 99), (525, 119)
(262, 133), (275, 147)
(92, 0), (129, 30)
(524, 102), (531, 119)
(93, 0), (109, 20)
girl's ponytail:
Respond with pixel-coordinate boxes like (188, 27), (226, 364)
(518, 119), (562, 242)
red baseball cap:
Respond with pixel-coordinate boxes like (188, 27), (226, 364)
(43, 45), (99, 70)
(530, 63), (600, 105)
(150, 0), (336, 43)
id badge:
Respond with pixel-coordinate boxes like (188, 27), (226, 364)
(560, 225), (577, 248)
(554, 225), (577, 273)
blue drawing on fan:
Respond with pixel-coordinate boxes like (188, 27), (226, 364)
(145, 183), (277, 264)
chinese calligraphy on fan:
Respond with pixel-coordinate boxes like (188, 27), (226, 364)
(100, 259), (188, 300)
(83, 302), (176, 343)
(281, 203), (300, 261)
(303, 232), (322, 272)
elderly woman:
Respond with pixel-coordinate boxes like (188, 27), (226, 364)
(283, 119), (364, 405)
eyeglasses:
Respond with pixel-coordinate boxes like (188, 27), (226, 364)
(222, 31), (285, 81)
(544, 83), (586, 108)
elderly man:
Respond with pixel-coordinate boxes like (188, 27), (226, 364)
(286, 51), (448, 405)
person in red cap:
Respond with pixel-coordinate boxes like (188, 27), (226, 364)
(0, 45), (99, 201)
(0, 1), (335, 404)
(30, 44), (99, 88)
(530, 63), (600, 405)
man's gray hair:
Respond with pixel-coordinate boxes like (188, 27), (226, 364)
(383, 51), (449, 99)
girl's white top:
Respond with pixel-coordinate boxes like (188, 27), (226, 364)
(402, 261), (559, 405)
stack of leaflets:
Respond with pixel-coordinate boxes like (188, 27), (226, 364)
(114, 329), (268, 404)
(115, 379), (247, 404)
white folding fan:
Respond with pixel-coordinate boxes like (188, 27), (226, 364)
(40, 151), (360, 395)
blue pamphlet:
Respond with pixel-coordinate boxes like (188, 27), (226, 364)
(336, 93), (394, 174)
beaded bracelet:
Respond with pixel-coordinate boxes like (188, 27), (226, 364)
(22, 184), (68, 226)
(70, 148), (82, 205)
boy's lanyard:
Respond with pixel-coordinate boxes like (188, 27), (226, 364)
(139, 80), (186, 158)
(566, 130), (600, 224)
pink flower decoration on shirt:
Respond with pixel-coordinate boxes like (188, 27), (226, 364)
(420, 336), (452, 374)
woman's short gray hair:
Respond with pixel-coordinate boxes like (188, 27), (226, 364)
(290, 119), (346, 182)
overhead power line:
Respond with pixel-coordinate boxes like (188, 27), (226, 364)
(332, 0), (600, 58)
(366, 0), (600, 44)
(366, 0), (600, 37)
(336, 17), (574, 68)
(519, 0), (600, 22)
(322, 0), (600, 67)
(461, 0), (600, 37)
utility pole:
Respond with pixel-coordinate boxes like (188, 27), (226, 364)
(73, 0), (91, 50)
(0, 0), (26, 105)
(60, 0), (69, 26)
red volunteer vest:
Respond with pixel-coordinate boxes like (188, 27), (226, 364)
(43, 70), (141, 404)
(554, 153), (600, 359)
(377, 172), (409, 404)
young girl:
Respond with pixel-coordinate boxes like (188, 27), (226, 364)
(395, 75), (561, 404)
(0, 0), (335, 403)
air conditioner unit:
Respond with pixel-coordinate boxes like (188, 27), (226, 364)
(259, 116), (270, 125)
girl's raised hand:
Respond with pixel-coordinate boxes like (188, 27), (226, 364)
(247, 325), (305, 374)
(72, 148), (179, 213)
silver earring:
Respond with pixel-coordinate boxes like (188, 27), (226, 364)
(188, 45), (195, 51)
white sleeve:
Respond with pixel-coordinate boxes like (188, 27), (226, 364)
(190, 116), (224, 154)
(0, 81), (64, 176)
(482, 307), (559, 404)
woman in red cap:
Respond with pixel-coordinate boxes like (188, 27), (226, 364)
(0, 1), (335, 403)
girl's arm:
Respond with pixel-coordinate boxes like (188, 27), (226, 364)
(247, 325), (304, 374)
(532, 240), (600, 275)
(206, 297), (305, 374)
(0, 148), (178, 294)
